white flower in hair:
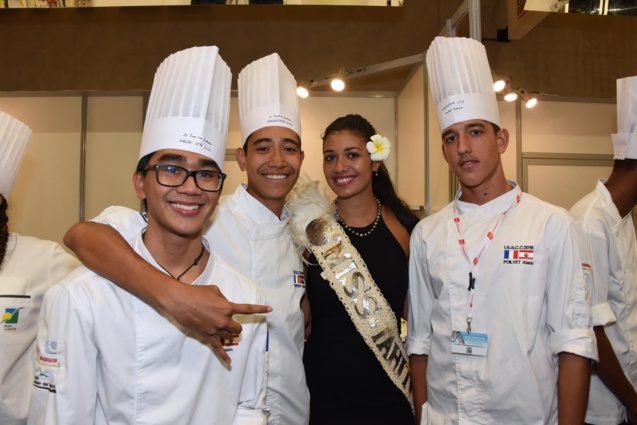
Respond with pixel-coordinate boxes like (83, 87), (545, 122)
(366, 134), (391, 161)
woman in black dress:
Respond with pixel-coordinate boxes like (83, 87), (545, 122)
(301, 114), (419, 425)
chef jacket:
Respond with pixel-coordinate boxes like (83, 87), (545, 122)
(27, 233), (267, 425)
(91, 183), (309, 425)
(571, 179), (637, 425)
(407, 182), (597, 425)
(0, 234), (78, 425)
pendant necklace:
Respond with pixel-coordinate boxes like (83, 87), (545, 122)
(155, 243), (206, 282)
(334, 197), (382, 238)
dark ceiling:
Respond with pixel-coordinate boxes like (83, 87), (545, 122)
(0, 0), (635, 98)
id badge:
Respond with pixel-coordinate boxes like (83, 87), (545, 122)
(451, 330), (488, 356)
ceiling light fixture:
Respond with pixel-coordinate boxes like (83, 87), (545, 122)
(491, 70), (509, 93)
(504, 90), (518, 102)
(493, 79), (507, 92)
(296, 85), (309, 99)
(300, 54), (423, 95)
(519, 88), (538, 108)
(330, 68), (346, 92)
(525, 96), (538, 108)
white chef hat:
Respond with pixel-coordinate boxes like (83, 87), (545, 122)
(611, 76), (637, 160)
(0, 111), (32, 198)
(238, 53), (301, 145)
(140, 46), (232, 171)
(426, 36), (500, 132)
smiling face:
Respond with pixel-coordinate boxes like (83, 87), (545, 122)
(441, 119), (510, 203)
(134, 149), (222, 239)
(236, 126), (304, 216)
(322, 130), (380, 201)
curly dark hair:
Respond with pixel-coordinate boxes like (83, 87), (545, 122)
(0, 195), (9, 270)
(322, 114), (419, 234)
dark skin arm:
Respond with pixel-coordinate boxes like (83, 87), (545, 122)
(300, 252), (311, 339)
(410, 354), (428, 424)
(300, 290), (311, 340)
(64, 221), (271, 364)
(557, 352), (592, 425)
(593, 326), (637, 424)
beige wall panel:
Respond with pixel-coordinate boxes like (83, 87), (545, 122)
(396, 64), (424, 208)
(226, 96), (242, 151)
(426, 89), (448, 215)
(221, 97), (246, 195)
(527, 164), (612, 210)
(521, 101), (615, 155)
(521, 99), (615, 210)
(0, 96), (82, 249)
(220, 160), (246, 200)
(85, 95), (144, 219)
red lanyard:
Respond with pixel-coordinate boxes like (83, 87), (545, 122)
(453, 193), (521, 332)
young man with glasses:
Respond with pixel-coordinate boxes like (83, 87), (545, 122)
(28, 46), (268, 425)
(63, 53), (309, 424)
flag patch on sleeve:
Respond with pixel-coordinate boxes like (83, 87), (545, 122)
(293, 271), (305, 288)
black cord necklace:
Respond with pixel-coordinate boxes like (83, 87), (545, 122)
(155, 243), (206, 282)
(334, 197), (382, 238)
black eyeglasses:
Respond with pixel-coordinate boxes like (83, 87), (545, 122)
(144, 164), (226, 192)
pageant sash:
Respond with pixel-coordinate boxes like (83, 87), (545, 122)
(287, 180), (413, 410)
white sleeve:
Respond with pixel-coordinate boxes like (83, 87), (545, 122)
(406, 224), (434, 357)
(233, 290), (268, 425)
(545, 218), (597, 361)
(577, 222), (616, 327)
(27, 283), (98, 425)
(45, 243), (80, 287)
(90, 206), (147, 242)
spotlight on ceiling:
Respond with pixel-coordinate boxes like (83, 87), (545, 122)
(491, 70), (510, 93)
(296, 85), (309, 99)
(330, 68), (346, 92)
(504, 91), (518, 102)
(525, 96), (538, 108)
(519, 88), (538, 108)
(330, 78), (345, 92)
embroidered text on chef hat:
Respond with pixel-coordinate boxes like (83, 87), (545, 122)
(426, 36), (500, 132)
(139, 46), (232, 171)
(238, 53), (301, 145)
(612, 75), (637, 160)
(0, 111), (32, 198)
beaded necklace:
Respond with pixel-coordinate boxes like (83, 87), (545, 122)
(334, 197), (382, 238)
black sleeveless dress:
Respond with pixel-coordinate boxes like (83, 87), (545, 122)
(303, 216), (415, 425)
